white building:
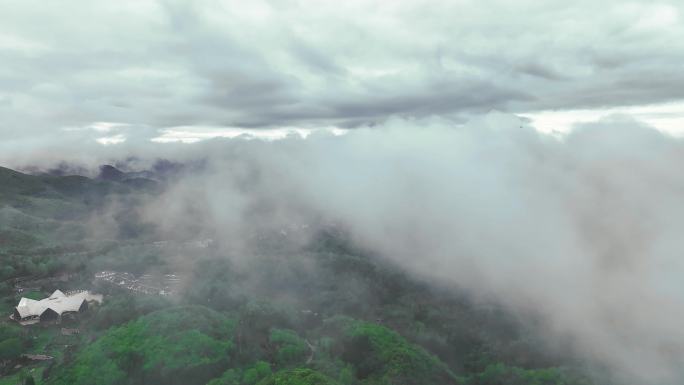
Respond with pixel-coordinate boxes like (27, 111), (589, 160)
(11, 290), (103, 325)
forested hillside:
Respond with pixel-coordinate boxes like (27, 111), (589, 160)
(0, 167), (598, 385)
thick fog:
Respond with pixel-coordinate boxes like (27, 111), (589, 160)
(132, 113), (684, 385)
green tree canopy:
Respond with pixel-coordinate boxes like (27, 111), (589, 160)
(257, 368), (340, 385)
(47, 306), (235, 385)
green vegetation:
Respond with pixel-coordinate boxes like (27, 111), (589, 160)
(270, 329), (308, 367)
(0, 324), (28, 360)
(336, 321), (456, 385)
(466, 363), (593, 385)
(47, 307), (234, 385)
(257, 368), (340, 385)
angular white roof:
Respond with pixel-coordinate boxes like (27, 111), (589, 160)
(15, 291), (102, 319)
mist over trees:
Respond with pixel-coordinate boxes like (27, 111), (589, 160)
(2, 114), (684, 384)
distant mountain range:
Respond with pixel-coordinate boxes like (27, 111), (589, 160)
(16, 158), (205, 183)
(0, 165), (158, 202)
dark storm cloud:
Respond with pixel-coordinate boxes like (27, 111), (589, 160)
(1, 0), (684, 143)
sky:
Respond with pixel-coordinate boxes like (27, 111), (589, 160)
(2, 0), (684, 149)
(4, 2), (684, 382)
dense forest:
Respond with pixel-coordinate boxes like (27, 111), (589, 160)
(0, 166), (600, 385)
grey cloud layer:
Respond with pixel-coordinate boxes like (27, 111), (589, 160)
(2, 0), (684, 142)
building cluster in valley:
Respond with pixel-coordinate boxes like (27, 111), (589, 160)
(94, 270), (182, 296)
(12, 273), (78, 294)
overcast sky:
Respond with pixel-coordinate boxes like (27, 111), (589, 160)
(2, 0), (684, 146)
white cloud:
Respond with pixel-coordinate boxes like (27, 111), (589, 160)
(151, 125), (347, 143)
(523, 101), (684, 136)
(95, 134), (126, 145)
(633, 3), (679, 30)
